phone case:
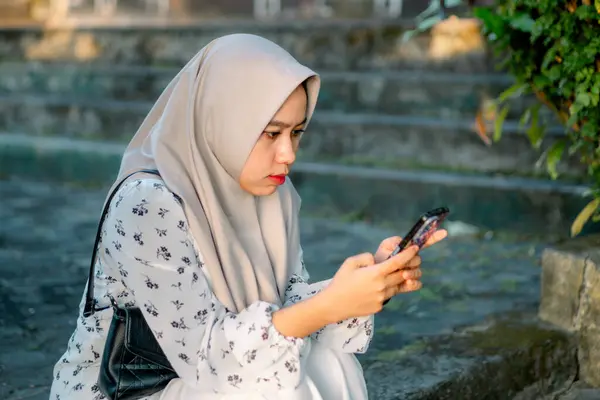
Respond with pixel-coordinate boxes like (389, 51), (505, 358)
(391, 207), (449, 256)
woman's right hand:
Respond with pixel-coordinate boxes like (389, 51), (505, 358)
(322, 246), (421, 322)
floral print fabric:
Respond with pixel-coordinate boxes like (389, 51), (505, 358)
(50, 179), (373, 399)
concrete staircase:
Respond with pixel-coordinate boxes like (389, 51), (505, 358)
(0, 19), (591, 236)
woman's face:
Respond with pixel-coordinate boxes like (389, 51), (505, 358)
(239, 84), (308, 196)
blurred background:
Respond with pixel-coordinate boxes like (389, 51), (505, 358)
(1, 1), (597, 399)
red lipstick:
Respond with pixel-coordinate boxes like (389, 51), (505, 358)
(268, 175), (286, 185)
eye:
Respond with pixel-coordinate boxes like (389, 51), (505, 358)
(264, 131), (280, 139)
(292, 129), (305, 137)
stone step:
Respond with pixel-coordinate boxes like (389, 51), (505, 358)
(0, 133), (592, 237)
(0, 62), (544, 120)
(0, 19), (496, 72)
(0, 94), (578, 177)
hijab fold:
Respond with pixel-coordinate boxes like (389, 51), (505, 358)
(105, 34), (320, 312)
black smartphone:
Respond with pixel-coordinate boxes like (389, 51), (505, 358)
(389, 206), (450, 258)
(382, 207), (449, 306)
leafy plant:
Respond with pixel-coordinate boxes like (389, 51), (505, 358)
(406, 0), (600, 235)
(474, 0), (600, 236)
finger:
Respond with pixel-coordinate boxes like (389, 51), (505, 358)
(383, 255), (421, 272)
(397, 279), (423, 293)
(377, 245), (419, 275)
(422, 229), (448, 248)
(345, 252), (375, 269)
(383, 282), (401, 300)
(384, 269), (406, 288)
(380, 236), (402, 252)
(402, 268), (422, 281)
(402, 255), (422, 269)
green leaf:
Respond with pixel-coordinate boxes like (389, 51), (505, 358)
(525, 104), (543, 149)
(571, 197), (600, 237)
(566, 111), (580, 129)
(577, 92), (592, 107)
(546, 65), (561, 82)
(519, 108), (531, 129)
(498, 83), (528, 103)
(402, 15), (442, 42)
(494, 105), (510, 142)
(416, 0), (463, 22)
(509, 13), (536, 32)
(546, 140), (566, 180)
(415, 15), (443, 31)
(401, 29), (419, 43)
(581, 121), (597, 138)
(473, 7), (506, 36)
(533, 74), (551, 89)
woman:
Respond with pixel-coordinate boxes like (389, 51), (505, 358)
(50, 34), (446, 399)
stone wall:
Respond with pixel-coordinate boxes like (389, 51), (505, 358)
(0, 19), (494, 72)
(539, 236), (600, 387)
(0, 18), (592, 237)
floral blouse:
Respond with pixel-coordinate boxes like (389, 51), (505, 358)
(50, 178), (374, 399)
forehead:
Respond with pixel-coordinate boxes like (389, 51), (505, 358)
(271, 85), (307, 123)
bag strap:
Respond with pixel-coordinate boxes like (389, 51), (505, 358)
(83, 169), (161, 318)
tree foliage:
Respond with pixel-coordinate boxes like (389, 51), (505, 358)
(474, 0), (600, 235)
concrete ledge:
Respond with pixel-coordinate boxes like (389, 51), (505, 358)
(0, 133), (593, 236)
(0, 18), (419, 33)
(363, 314), (577, 399)
(0, 94), (580, 177)
(0, 20), (494, 72)
(539, 237), (600, 387)
(0, 62), (532, 120)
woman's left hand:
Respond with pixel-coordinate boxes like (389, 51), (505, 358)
(374, 230), (448, 264)
(373, 230), (447, 296)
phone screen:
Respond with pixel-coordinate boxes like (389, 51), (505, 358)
(383, 207), (449, 306)
(389, 207), (449, 258)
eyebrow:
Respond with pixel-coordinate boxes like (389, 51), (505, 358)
(267, 117), (307, 129)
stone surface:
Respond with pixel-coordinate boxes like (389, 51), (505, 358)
(362, 315), (577, 400)
(539, 248), (587, 331)
(539, 236), (600, 387)
(0, 134), (592, 237)
(0, 20), (493, 71)
(0, 177), (575, 399)
(0, 95), (579, 177)
(579, 252), (600, 388)
(580, 325), (600, 389)
(513, 380), (600, 400)
(0, 63), (545, 121)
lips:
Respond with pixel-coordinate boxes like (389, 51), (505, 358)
(268, 175), (286, 185)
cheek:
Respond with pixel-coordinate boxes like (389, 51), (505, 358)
(244, 142), (273, 176)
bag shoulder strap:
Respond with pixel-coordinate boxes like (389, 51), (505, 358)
(83, 169), (161, 317)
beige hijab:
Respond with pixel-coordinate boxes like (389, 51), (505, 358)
(107, 34), (320, 313)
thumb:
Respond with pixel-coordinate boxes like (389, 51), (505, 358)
(342, 252), (376, 270)
(377, 245), (419, 275)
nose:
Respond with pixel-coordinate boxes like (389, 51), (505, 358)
(275, 136), (296, 165)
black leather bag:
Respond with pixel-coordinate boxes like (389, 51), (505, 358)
(82, 169), (178, 400)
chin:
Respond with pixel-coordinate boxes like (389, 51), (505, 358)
(255, 186), (277, 196)
(254, 186), (278, 197)
(239, 181), (279, 197)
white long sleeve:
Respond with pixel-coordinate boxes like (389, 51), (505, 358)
(102, 179), (308, 394)
(284, 249), (375, 354)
